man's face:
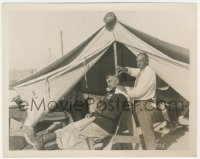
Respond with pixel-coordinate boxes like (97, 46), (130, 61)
(106, 76), (118, 91)
(137, 54), (148, 70)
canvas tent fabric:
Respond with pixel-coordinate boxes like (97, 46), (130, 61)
(9, 27), (104, 88)
(10, 18), (190, 127)
(119, 22), (190, 64)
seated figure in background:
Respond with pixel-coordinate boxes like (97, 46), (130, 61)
(24, 74), (127, 150)
(156, 86), (189, 133)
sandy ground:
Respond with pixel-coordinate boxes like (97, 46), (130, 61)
(9, 118), (189, 150)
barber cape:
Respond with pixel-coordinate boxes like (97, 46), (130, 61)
(74, 88), (125, 131)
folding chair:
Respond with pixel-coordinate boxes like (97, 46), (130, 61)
(89, 106), (142, 150)
(109, 105), (142, 150)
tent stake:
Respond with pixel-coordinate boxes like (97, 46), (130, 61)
(113, 41), (118, 75)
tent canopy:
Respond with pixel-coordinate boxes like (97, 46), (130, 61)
(10, 13), (190, 127)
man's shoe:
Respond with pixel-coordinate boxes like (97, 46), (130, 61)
(24, 133), (44, 150)
(159, 125), (174, 134)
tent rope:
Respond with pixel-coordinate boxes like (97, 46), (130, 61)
(79, 27), (106, 89)
(15, 45), (111, 88)
(83, 57), (89, 88)
(45, 77), (51, 98)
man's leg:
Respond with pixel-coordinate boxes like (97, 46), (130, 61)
(44, 141), (59, 150)
(24, 132), (56, 150)
(135, 101), (156, 150)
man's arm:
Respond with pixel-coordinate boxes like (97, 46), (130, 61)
(117, 66), (139, 77)
(126, 67), (140, 77)
(125, 70), (156, 99)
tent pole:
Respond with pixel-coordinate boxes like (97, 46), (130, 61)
(113, 41), (118, 75)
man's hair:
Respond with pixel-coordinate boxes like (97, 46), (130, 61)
(106, 73), (119, 80)
(137, 52), (149, 62)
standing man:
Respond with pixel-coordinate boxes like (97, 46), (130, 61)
(117, 52), (157, 150)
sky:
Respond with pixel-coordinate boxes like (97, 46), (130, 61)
(5, 3), (196, 70)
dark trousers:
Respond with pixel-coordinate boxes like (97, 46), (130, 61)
(134, 100), (156, 150)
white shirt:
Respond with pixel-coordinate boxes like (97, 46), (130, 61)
(125, 65), (156, 100)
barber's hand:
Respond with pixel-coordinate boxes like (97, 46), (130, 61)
(117, 66), (128, 74)
(158, 102), (166, 110)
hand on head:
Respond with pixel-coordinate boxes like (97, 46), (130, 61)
(116, 66), (128, 75)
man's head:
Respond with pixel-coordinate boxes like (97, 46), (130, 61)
(136, 52), (149, 70)
(106, 74), (119, 91)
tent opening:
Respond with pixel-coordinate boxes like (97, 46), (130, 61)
(78, 42), (137, 95)
(62, 41), (189, 102)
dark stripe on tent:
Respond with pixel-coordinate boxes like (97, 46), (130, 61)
(10, 26), (104, 88)
(119, 22), (190, 64)
(120, 41), (189, 70)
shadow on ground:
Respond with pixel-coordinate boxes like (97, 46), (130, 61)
(155, 126), (189, 150)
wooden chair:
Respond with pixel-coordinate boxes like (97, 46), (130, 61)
(109, 105), (142, 150)
(90, 106), (142, 150)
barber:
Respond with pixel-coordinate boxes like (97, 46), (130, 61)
(117, 52), (157, 150)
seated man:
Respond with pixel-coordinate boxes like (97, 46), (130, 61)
(24, 74), (127, 150)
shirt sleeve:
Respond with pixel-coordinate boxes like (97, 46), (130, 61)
(125, 69), (156, 99)
(126, 67), (140, 77)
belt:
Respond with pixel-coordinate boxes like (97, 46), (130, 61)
(134, 98), (153, 103)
